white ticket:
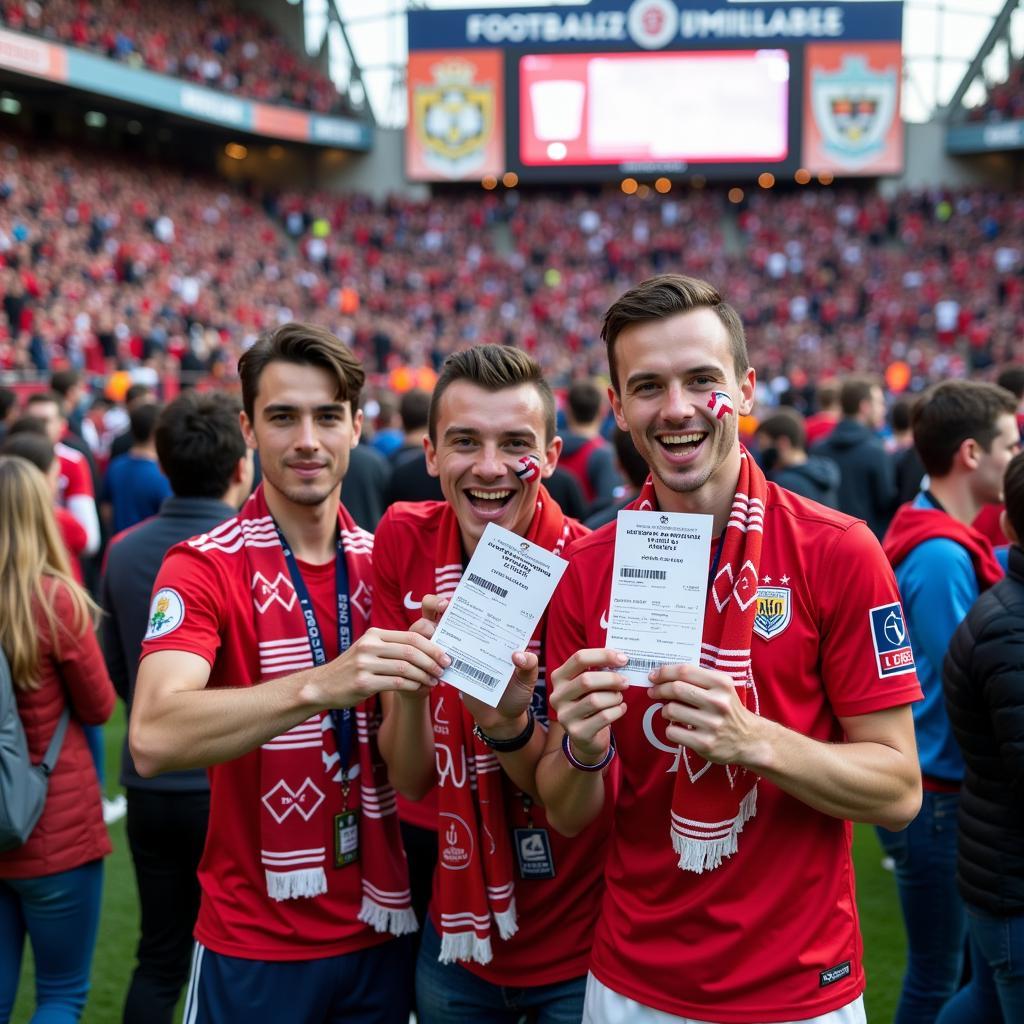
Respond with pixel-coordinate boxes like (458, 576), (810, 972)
(607, 510), (713, 685)
(432, 523), (569, 708)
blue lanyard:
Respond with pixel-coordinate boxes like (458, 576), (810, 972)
(276, 527), (354, 781)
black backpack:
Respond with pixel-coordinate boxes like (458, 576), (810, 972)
(0, 646), (69, 852)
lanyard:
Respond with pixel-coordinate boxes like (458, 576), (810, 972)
(276, 526), (354, 781)
(707, 531), (726, 590)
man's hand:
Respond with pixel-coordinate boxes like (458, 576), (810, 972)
(549, 648), (629, 764)
(464, 649), (540, 739)
(306, 627), (450, 708)
(648, 663), (766, 768)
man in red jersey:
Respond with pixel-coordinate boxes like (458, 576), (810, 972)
(130, 323), (450, 1024)
(537, 275), (923, 1024)
(374, 345), (609, 1024)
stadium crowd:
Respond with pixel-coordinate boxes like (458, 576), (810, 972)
(0, 0), (351, 114)
(2, 139), (1024, 401)
(966, 55), (1024, 124)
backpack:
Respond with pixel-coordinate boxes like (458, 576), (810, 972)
(0, 645), (70, 852)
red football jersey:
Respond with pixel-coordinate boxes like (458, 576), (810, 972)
(546, 484), (922, 1022)
(141, 531), (389, 962)
(55, 441), (92, 504)
(373, 500), (611, 987)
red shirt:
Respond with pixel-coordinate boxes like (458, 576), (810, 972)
(546, 485), (922, 1022)
(55, 507), (87, 583)
(141, 531), (388, 961)
(54, 441), (93, 505)
(373, 501), (612, 987)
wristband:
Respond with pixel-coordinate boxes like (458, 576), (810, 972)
(473, 707), (535, 752)
(561, 731), (616, 772)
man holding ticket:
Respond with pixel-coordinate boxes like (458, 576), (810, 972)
(538, 275), (923, 1024)
(372, 345), (612, 1024)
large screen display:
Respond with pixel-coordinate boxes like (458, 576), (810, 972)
(519, 50), (789, 167)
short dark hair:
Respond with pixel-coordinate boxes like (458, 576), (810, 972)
(612, 426), (648, 490)
(429, 345), (556, 443)
(996, 365), (1024, 401)
(237, 322), (364, 422)
(567, 380), (603, 425)
(890, 396), (914, 434)
(1004, 451), (1024, 540)
(25, 390), (63, 414)
(757, 407), (807, 452)
(601, 274), (748, 393)
(6, 414), (48, 438)
(816, 379), (840, 410)
(49, 368), (80, 399)
(399, 389), (431, 433)
(129, 402), (162, 445)
(839, 376), (880, 417)
(155, 392), (247, 499)
(0, 431), (54, 473)
(912, 381), (1018, 477)
(125, 383), (154, 407)
(0, 387), (15, 421)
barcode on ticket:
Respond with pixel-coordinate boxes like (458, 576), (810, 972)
(449, 657), (501, 690)
(625, 656), (661, 672)
(620, 566), (668, 581)
(468, 573), (508, 599)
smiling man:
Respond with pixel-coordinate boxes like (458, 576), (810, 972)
(372, 345), (612, 1024)
(129, 323), (450, 1024)
(536, 275), (924, 1024)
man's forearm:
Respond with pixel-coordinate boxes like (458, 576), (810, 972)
(535, 726), (607, 837)
(378, 693), (436, 800)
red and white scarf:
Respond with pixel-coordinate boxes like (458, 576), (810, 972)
(629, 448), (766, 873)
(236, 485), (416, 934)
(433, 488), (572, 964)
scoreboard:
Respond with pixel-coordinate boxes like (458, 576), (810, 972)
(406, 0), (903, 184)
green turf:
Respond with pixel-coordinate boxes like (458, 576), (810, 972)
(10, 708), (910, 1022)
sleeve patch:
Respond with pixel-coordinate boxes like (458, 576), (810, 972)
(145, 587), (186, 640)
(869, 602), (916, 678)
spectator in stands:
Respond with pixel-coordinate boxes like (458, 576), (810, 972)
(101, 402), (171, 534)
(0, 455), (115, 1024)
(559, 380), (623, 513)
(51, 368), (100, 459)
(941, 449), (1024, 1024)
(812, 375), (895, 538)
(882, 381), (1020, 1024)
(973, 364), (1024, 548)
(102, 392), (253, 1024)
(891, 396), (927, 506)
(757, 407), (840, 507)
(371, 392), (404, 459)
(109, 383), (157, 461)
(0, 387), (16, 444)
(584, 427), (649, 529)
(2, 427), (88, 583)
(384, 388), (443, 506)
(340, 437), (391, 531)
(805, 379), (841, 447)
(24, 391), (101, 557)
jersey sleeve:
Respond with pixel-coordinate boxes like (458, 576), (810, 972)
(370, 508), (408, 631)
(818, 521), (923, 718)
(139, 542), (227, 667)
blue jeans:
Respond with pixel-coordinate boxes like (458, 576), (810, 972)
(416, 917), (586, 1024)
(0, 860), (104, 1024)
(877, 790), (967, 1024)
(938, 907), (1024, 1024)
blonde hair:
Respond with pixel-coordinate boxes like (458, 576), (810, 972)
(0, 456), (99, 689)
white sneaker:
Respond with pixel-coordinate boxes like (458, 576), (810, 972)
(103, 794), (127, 825)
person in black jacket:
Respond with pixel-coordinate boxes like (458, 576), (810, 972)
(101, 392), (253, 1024)
(756, 407), (841, 507)
(811, 375), (896, 537)
(941, 449), (1024, 1024)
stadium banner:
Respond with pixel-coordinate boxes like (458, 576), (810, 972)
(802, 41), (903, 175)
(408, 2), (902, 52)
(406, 49), (505, 181)
(0, 28), (371, 150)
(946, 120), (1024, 155)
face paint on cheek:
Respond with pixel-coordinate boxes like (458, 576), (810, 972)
(514, 454), (541, 482)
(707, 391), (735, 421)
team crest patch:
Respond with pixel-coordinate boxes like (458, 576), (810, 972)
(753, 586), (791, 641)
(869, 602), (915, 677)
(145, 588), (185, 640)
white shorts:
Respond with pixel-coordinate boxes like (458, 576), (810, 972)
(582, 974), (867, 1024)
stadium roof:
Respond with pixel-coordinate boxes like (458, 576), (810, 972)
(304, 0), (1024, 129)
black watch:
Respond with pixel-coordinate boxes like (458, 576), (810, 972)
(473, 708), (535, 752)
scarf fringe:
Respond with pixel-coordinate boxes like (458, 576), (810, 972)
(672, 786), (758, 874)
(358, 897), (419, 937)
(493, 900), (518, 940)
(439, 930), (494, 965)
(265, 867), (327, 902)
